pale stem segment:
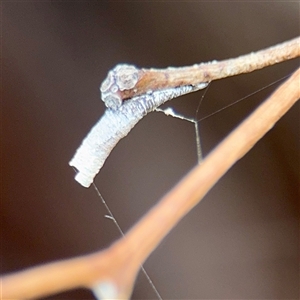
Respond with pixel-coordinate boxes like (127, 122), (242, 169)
(3, 67), (299, 300)
(118, 36), (300, 100)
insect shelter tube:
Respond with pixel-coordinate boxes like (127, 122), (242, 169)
(69, 83), (208, 188)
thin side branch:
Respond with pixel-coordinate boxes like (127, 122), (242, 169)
(119, 36), (299, 100)
(2, 68), (299, 300)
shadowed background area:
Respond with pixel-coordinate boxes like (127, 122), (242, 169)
(2, 2), (299, 299)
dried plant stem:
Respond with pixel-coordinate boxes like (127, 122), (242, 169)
(125, 67), (299, 266)
(2, 68), (299, 300)
(121, 36), (299, 100)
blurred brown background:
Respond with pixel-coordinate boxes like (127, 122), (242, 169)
(2, 2), (299, 299)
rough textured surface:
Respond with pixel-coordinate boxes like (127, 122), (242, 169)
(100, 64), (139, 110)
(70, 85), (206, 187)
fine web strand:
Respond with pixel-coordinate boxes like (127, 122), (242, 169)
(197, 75), (289, 122)
(194, 123), (202, 164)
(92, 183), (163, 300)
(156, 83), (211, 163)
(156, 74), (290, 164)
(155, 106), (203, 163)
(194, 83), (211, 163)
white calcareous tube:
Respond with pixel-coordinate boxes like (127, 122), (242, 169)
(69, 64), (208, 187)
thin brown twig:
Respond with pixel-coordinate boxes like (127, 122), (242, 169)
(119, 36), (299, 100)
(2, 67), (299, 300)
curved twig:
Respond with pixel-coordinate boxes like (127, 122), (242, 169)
(101, 36), (299, 104)
(2, 67), (299, 300)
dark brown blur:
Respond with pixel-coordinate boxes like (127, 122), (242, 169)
(2, 2), (299, 299)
